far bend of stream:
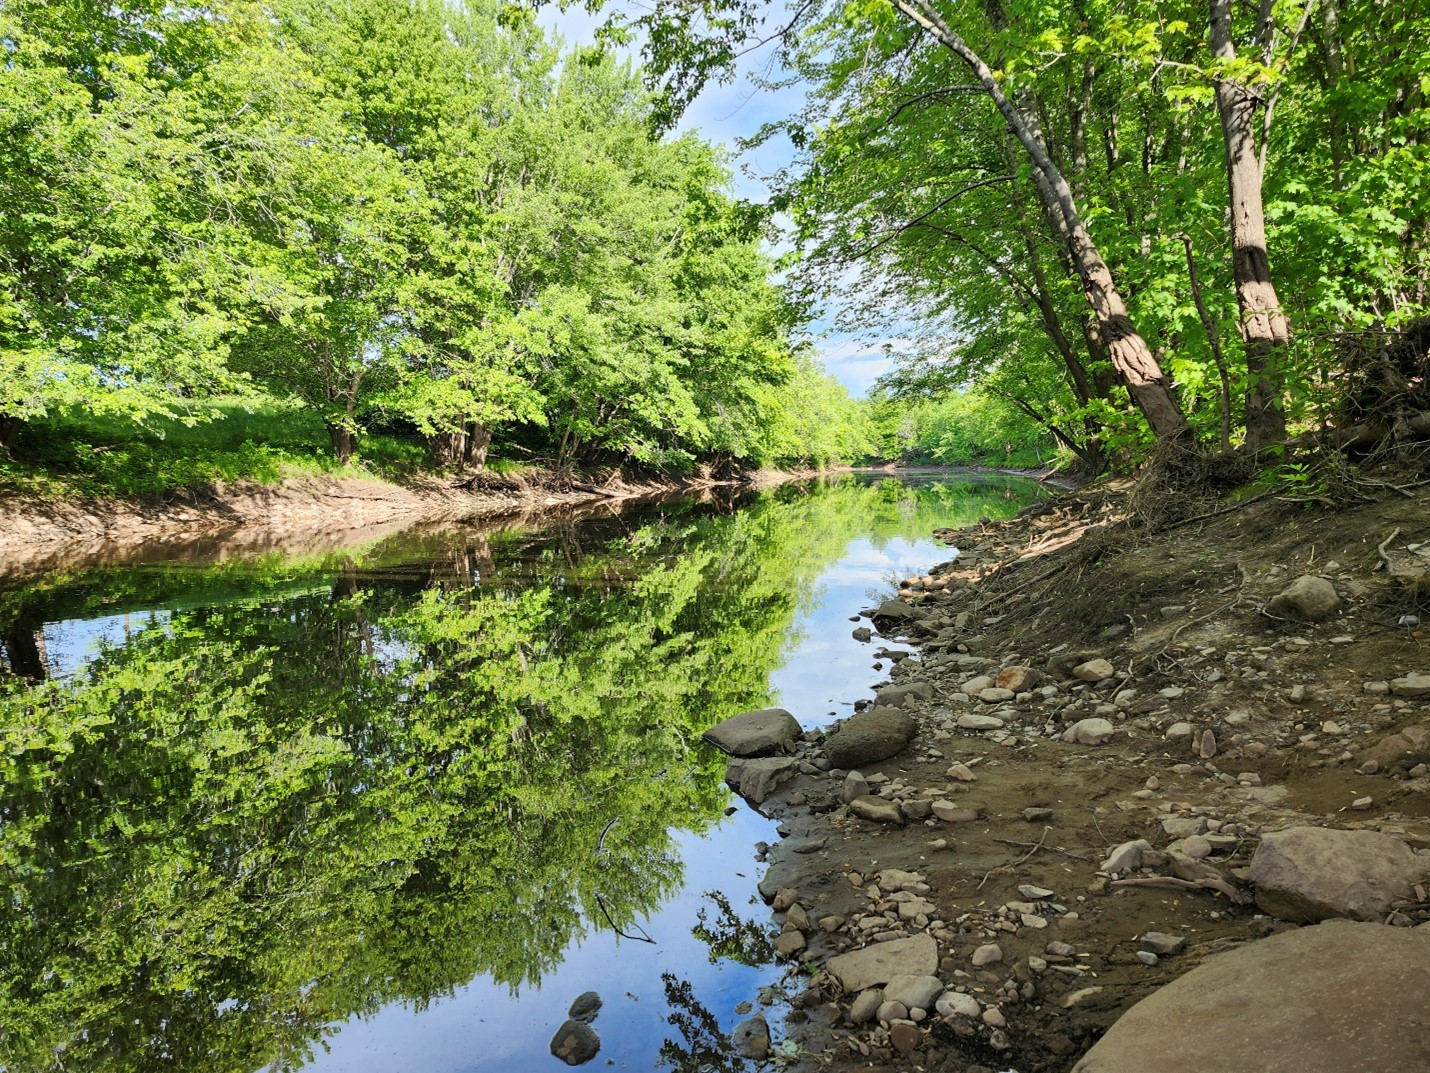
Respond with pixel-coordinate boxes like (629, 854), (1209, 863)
(0, 471), (1044, 1073)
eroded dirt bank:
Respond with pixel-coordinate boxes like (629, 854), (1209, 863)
(0, 467), (807, 582)
(719, 478), (1430, 1072)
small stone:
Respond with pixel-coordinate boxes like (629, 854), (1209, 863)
(982, 1007), (1007, 1028)
(1136, 951), (1159, 966)
(883, 975), (944, 1012)
(971, 943), (1004, 967)
(888, 1021), (922, 1054)
(936, 991), (981, 1018)
(876, 1000), (909, 1023)
(1140, 932), (1186, 956)
(997, 666), (1041, 691)
(842, 770), (870, 803)
(979, 687), (1017, 703)
(1145, 776), (1161, 791)
(1063, 717), (1116, 745)
(852, 626), (873, 642)
(847, 988), (882, 1025)
(1199, 729), (1218, 759)
(1019, 884), (1054, 899)
(1074, 658), (1115, 682)
(932, 801), (981, 823)
(1181, 834), (1213, 859)
(1349, 796), (1373, 810)
(1023, 807), (1054, 821)
(774, 930), (807, 956)
(1165, 721), (1194, 739)
(958, 713), (1006, 731)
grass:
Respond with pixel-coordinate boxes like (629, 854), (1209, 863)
(0, 396), (430, 499)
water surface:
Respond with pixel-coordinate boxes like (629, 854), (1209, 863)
(0, 472), (1041, 1073)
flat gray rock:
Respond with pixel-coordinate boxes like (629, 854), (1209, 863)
(826, 933), (938, 993)
(848, 794), (905, 825)
(1250, 826), (1428, 923)
(1391, 673), (1430, 698)
(702, 707), (802, 757)
(826, 707), (917, 768)
(1072, 921), (1430, 1073)
(724, 756), (798, 805)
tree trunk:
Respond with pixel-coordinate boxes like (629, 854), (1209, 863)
(463, 422), (491, 472)
(1179, 233), (1235, 451)
(3, 622), (49, 681)
(326, 422), (357, 465)
(0, 414), (21, 453)
(428, 430), (466, 468)
(1210, 0), (1290, 454)
(895, 0), (1190, 441)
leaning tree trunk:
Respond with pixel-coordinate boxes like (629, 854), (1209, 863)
(1210, 0), (1290, 453)
(894, 0), (1191, 441)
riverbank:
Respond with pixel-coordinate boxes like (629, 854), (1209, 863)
(0, 466), (824, 582)
(713, 476), (1430, 1072)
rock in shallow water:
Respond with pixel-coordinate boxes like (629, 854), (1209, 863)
(550, 1020), (600, 1065)
(724, 756), (798, 804)
(702, 707), (802, 757)
(826, 707), (917, 768)
(731, 1014), (770, 1060)
(567, 991), (602, 1022)
(1071, 920), (1430, 1073)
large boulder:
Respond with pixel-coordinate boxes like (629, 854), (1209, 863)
(724, 757), (798, 805)
(826, 707), (917, 768)
(1249, 826), (1428, 923)
(1072, 920), (1430, 1073)
(702, 707), (802, 757)
(1267, 575), (1341, 620)
(1359, 725), (1430, 770)
(826, 934), (938, 994)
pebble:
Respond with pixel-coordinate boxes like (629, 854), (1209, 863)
(936, 991), (981, 1018)
(1136, 951), (1159, 966)
(1140, 932), (1186, 956)
(971, 943), (1004, 966)
(847, 989), (882, 1025)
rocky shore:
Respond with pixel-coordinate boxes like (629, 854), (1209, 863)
(707, 480), (1430, 1072)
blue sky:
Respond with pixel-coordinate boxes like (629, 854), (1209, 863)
(538, 5), (899, 397)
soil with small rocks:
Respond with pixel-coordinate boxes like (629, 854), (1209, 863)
(718, 477), (1430, 1073)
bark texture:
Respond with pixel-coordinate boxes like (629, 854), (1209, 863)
(1210, 0), (1290, 453)
(895, 0), (1190, 440)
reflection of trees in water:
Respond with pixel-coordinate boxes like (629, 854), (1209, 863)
(659, 973), (754, 1073)
(691, 891), (774, 967)
(0, 474), (1042, 1073)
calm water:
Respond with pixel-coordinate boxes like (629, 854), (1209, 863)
(0, 472), (1042, 1073)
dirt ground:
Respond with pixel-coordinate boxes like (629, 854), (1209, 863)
(743, 471), (1430, 1072)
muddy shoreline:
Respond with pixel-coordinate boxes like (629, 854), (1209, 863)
(720, 481), (1430, 1072)
(0, 467), (830, 583)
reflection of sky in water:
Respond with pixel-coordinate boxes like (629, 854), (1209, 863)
(768, 535), (949, 728)
(39, 611), (171, 679)
(304, 810), (778, 1073)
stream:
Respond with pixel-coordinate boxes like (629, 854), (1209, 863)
(0, 471), (1044, 1073)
